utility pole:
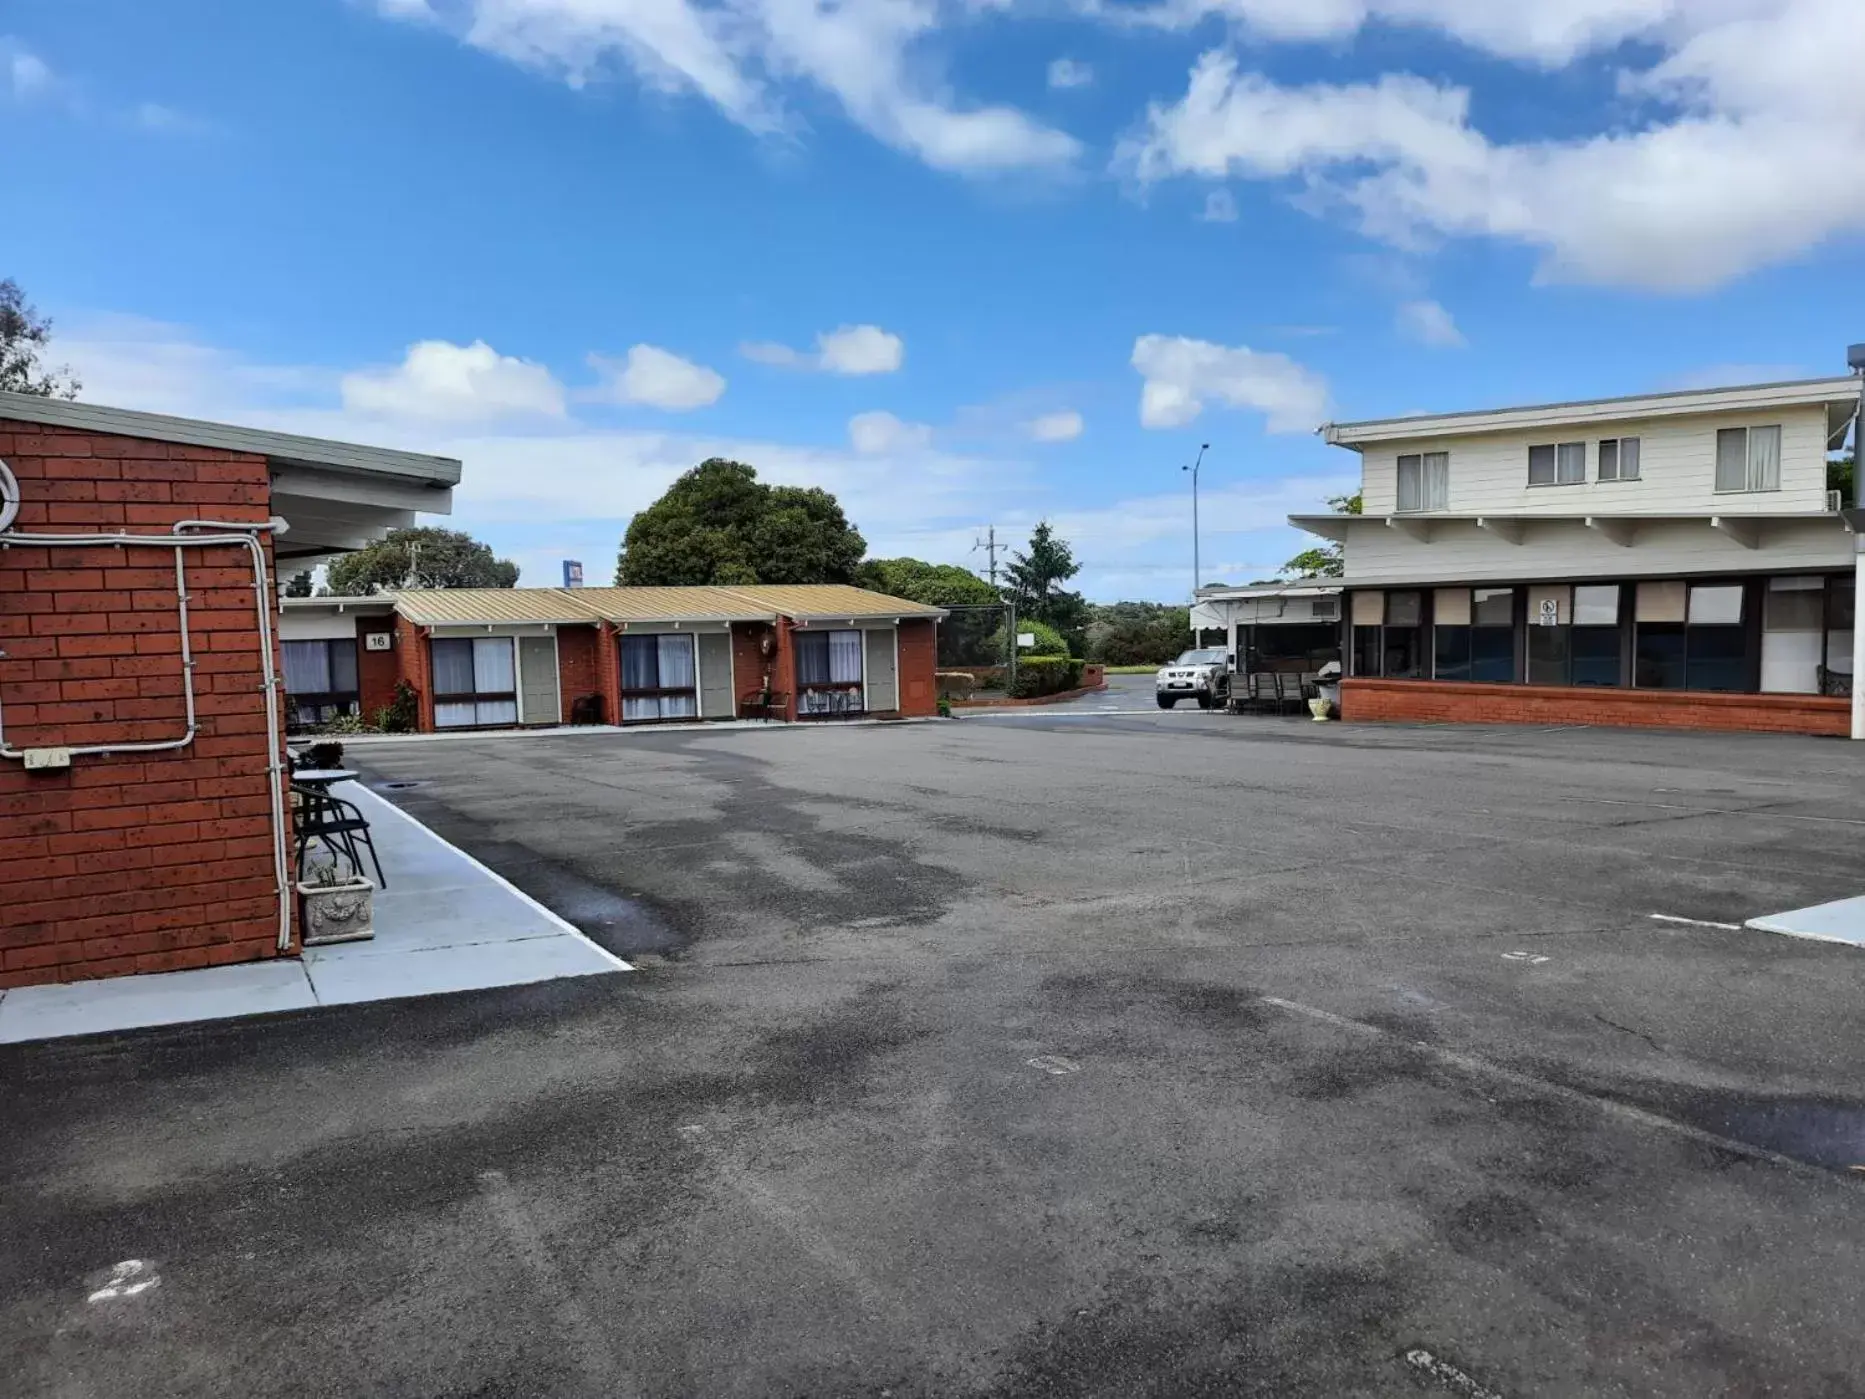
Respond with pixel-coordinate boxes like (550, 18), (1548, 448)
(972, 526), (1002, 588)
(1182, 442), (1210, 609)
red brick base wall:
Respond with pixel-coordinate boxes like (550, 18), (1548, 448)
(394, 616), (434, 732)
(1342, 677), (1851, 737)
(897, 619), (938, 717)
(0, 419), (288, 988)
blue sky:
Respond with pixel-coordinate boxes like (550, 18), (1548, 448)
(4, 0), (1861, 598)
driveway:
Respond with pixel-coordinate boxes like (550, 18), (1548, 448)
(7, 717), (1865, 1396)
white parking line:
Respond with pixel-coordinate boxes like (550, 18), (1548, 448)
(1648, 913), (1743, 931)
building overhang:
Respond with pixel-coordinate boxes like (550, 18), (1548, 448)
(1292, 510), (1855, 549)
(1318, 376), (1862, 450)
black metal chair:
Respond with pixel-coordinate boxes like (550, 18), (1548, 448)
(293, 785), (386, 887)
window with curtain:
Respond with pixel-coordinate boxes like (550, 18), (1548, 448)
(1571, 584), (1624, 686)
(1715, 425), (1782, 492)
(1382, 591), (1425, 678)
(1598, 438), (1640, 482)
(795, 629), (865, 715)
(1685, 584), (1747, 691)
(1528, 442), (1586, 487)
(1469, 588), (1517, 682)
(432, 636), (519, 728)
(619, 633), (699, 722)
(282, 639), (361, 728)
(1397, 452), (1449, 512)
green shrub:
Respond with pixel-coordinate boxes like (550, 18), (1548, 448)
(1009, 655), (1080, 698)
(992, 618), (1071, 659)
(376, 680), (420, 734)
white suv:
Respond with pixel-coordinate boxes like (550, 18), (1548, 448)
(1156, 649), (1230, 710)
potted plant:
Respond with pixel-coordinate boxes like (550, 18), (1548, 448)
(298, 855), (375, 946)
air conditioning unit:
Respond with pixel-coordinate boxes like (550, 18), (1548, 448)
(1829, 489), (1845, 513)
(1310, 597), (1341, 620)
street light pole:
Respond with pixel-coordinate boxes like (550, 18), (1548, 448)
(1183, 442), (1210, 606)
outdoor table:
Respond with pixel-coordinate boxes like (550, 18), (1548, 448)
(291, 768), (358, 789)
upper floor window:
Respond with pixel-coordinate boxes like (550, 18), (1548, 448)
(1396, 451), (1449, 512)
(1598, 437), (1641, 481)
(1715, 425), (1782, 493)
(1528, 441), (1586, 487)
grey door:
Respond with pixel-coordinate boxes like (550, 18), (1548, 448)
(518, 635), (560, 725)
(864, 629), (898, 712)
(698, 631), (733, 719)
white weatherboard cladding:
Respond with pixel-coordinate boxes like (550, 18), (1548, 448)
(1358, 405), (1833, 517)
(278, 611), (360, 642)
(1341, 517), (1852, 586)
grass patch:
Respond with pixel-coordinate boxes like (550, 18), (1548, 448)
(1104, 665), (1164, 675)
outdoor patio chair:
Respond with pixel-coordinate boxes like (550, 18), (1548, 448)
(739, 688), (788, 721)
(1275, 672), (1307, 715)
(293, 785), (386, 888)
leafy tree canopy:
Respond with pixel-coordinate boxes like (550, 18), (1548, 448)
(326, 526), (519, 595)
(857, 557), (999, 608)
(1084, 601), (1192, 667)
(0, 278), (80, 399)
(616, 458), (866, 586)
(1282, 492), (1362, 579)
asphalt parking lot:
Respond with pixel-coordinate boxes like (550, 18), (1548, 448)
(8, 712), (1865, 1396)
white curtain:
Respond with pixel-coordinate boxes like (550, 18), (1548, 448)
(435, 701), (478, 728)
(828, 631), (863, 684)
(473, 637), (516, 692)
(431, 639), (476, 696)
(621, 635), (697, 721)
(1397, 458), (1422, 512)
(282, 641), (332, 695)
(1748, 425), (1782, 491)
(1421, 452), (1450, 510)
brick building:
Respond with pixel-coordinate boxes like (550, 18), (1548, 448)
(0, 391), (460, 989)
(279, 584), (945, 731)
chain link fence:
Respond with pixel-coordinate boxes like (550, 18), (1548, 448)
(937, 603), (1017, 696)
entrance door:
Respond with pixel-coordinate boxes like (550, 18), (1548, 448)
(697, 632), (733, 718)
(518, 635), (560, 725)
(863, 629), (898, 712)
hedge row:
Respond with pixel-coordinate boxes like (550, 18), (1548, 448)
(1009, 655), (1086, 699)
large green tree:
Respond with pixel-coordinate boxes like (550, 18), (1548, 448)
(326, 526), (519, 594)
(1003, 521), (1089, 641)
(857, 557), (1000, 608)
(1085, 601), (1194, 667)
(1282, 491), (1362, 579)
(0, 279), (80, 399)
(616, 459), (866, 586)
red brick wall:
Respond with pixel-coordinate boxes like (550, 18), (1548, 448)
(1342, 677), (1850, 737)
(896, 619), (938, 717)
(356, 617), (399, 721)
(732, 622), (777, 709)
(0, 420), (288, 988)
(393, 616), (433, 732)
(557, 626), (600, 723)
(594, 623), (622, 728)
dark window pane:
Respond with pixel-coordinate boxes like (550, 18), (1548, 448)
(1832, 579), (1856, 630)
(1528, 444), (1556, 486)
(1434, 626), (1472, 681)
(794, 632), (831, 686)
(1353, 626), (1382, 677)
(431, 638), (476, 696)
(1387, 591), (1423, 627)
(1571, 627), (1622, 686)
(328, 640), (359, 693)
(1384, 627), (1423, 678)
(620, 634), (661, 690)
(1635, 624), (1686, 688)
(1473, 588), (1514, 627)
(1687, 625), (1748, 692)
(1255, 623), (1341, 669)
(1528, 626), (1570, 685)
(1470, 627), (1516, 683)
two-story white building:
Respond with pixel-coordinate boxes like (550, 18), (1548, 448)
(1291, 375), (1864, 737)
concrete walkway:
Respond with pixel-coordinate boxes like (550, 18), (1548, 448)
(0, 784), (629, 1044)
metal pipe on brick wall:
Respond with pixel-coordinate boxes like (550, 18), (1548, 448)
(0, 521), (293, 954)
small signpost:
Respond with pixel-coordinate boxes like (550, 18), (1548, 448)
(1538, 598), (1560, 627)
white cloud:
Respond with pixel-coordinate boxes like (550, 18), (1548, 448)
(1131, 334), (1330, 433)
(1199, 189), (1238, 223)
(1047, 57), (1093, 89)
(742, 323), (904, 375)
(1396, 299), (1466, 348)
(587, 344), (725, 410)
(1024, 410), (1084, 442)
(340, 339), (567, 423)
(374, 0), (1078, 174)
(1117, 1), (1865, 291)
(3, 40), (53, 100)
(848, 410), (933, 454)
(134, 102), (213, 135)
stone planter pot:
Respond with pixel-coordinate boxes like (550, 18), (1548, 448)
(298, 877), (375, 945)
